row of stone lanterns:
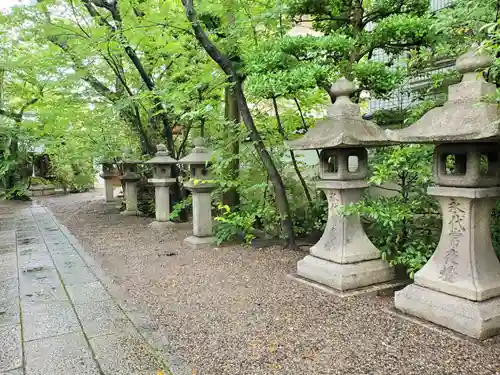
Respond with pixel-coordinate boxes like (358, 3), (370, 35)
(289, 46), (500, 340)
(99, 47), (500, 340)
(100, 138), (217, 249)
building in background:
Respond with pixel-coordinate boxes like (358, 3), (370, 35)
(367, 0), (454, 115)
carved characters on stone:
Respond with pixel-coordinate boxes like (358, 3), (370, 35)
(439, 199), (466, 281)
(324, 190), (341, 250)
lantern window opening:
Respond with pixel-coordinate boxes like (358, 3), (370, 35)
(326, 156), (338, 174)
(348, 155), (359, 173)
(444, 153), (467, 176)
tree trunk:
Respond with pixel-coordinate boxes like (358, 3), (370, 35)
(272, 97), (312, 206)
(234, 81), (296, 247)
(182, 0), (296, 247)
(222, 84), (241, 209)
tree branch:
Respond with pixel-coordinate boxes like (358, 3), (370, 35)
(181, 0), (234, 76)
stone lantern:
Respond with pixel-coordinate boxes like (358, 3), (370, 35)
(289, 77), (394, 292)
(146, 144), (177, 229)
(100, 161), (116, 203)
(388, 47), (500, 339)
(119, 160), (143, 216)
(179, 137), (216, 249)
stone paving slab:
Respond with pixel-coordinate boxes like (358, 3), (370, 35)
(0, 205), (176, 375)
(66, 281), (112, 304)
(25, 332), (100, 375)
(0, 368), (23, 375)
(0, 278), (20, 328)
(90, 330), (163, 375)
(19, 267), (67, 304)
(22, 300), (81, 341)
(0, 255), (16, 282)
(75, 299), (131, 338)
(0, 297), (19, 327)
(0, 325), (22, 372)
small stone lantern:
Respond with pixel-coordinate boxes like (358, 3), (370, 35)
(179, 138), (216, 249)
(389, 47), (500, 339)
(146, 144), (177, 229)
(100, 161), (116, 203)
(289, 77), (394, 292)
(119, 160), (143, 216)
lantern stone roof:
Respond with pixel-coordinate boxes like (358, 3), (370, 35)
(288, 77), (389, 150)
(386, 46), (500, 144)
(146, 144), (177, 165)
(178, 137), (213, 165)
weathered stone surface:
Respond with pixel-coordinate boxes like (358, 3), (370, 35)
(387, 47), (499, 143)
(0, 297), (20, 327)
(22, 301), (80, 341)
(25, 333), (100, 375)
(319, 148), (368, 181)
(395, 284), (500, 339)
(74, 299), (130, 338)
(413, 187), (500, 301)
(50, 251), (85, 271)
(297, 255), (394, 291)
(191, 191), (213, 238)
(178, 137), (213, 165)
(152, 185), (173, 222)
(59, 266), (98, 286)
(183, 235), (216, 250)
(0, 254), (16, 282)
(90, 331), (162, 375)
(121, 181), (143, 216)
(289, 78), (389, 150)
(19, 251), (54, 271)
(432, 143), (500, 187)
(19, 267), (67, 304)
(66, 281), (111, 304)
(0, 278), (18, 302)
(0, 368), (23, 375)
(147, 144), (177, 225)
(310, 180), (381, 263)
(0, 325), (22, 372)
(148, 220), (177, 232)
(104, 180), (115, 202)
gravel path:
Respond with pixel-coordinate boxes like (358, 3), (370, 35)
(43, 192), (500, 375)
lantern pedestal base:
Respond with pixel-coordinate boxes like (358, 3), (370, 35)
(395, 284), (500, 339)
(149, 220), (177, 231)
(184, 235), (216, 250)
(297, 255), (394, 292)
(104, 199), (119, 206)
(120, 210), (144, 217)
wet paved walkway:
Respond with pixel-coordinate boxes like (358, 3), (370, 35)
(0, 206), (171, 375)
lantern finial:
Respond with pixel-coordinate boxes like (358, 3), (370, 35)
(156, 144), (167, 153)
(330, 77), (356, 98)
(193, 137), (205, 147)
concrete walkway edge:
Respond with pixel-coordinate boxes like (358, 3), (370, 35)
(44, 207), (191, 375)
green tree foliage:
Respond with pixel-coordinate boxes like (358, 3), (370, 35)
(2, 0), (498, 276)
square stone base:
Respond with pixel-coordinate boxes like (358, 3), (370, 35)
(183, 236), (216, 249)
(297, 255), (394, 292)
(288, 273), (407, 298)
(395, 284), (500, 339)
(148, 221), (177, 231)
(120, 210), (144, 217)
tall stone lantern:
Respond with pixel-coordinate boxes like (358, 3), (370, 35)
(179, 138), (216, 249)
(119, 160), (144, 216)
(389, 47), (500, 339)
(289, 77), (394, 292)
(100, 161), (116, 203)
(146, 144), (177, 229)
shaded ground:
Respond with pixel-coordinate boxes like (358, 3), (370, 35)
(42, 192), (500, 375)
